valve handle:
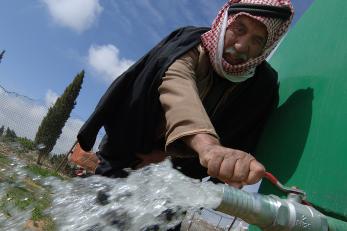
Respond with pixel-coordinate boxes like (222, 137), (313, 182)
(264, 172), (307, 198)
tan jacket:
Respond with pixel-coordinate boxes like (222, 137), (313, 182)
(159, 44), (224, 155)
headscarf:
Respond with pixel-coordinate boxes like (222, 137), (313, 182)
(201, 0), (294, 82)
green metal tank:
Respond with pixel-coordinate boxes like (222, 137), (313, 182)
(249, 0), (347, 229)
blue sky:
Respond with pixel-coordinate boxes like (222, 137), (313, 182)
(0, 0), (314, 153)
(0, 0), (226, 119)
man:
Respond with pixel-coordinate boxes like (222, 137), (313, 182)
(74, 0), (294, 187)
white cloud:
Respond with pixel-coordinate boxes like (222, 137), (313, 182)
(0, 88), (101, 154)
(88, 44), (134, 83)
(41, 0), (103, 32)
(45, 89), (59, 107)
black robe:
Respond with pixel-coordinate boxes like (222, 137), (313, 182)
(77, 26), (279, 178)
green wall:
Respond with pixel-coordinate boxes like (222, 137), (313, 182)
(254, 0), (347, 222)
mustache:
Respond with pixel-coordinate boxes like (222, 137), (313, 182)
(225, 47), (248, 62)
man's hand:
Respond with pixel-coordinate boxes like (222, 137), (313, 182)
(198, 144), (265, 187)
(184, 134), (265, 187)
(69, 143), (99, 173)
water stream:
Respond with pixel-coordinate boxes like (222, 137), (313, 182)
(0, 156), (224, 231)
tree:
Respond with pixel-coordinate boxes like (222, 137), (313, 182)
(0, 50), (5, 63)
(10, 129), (17, 138)
(0, 125), (4, 136)
(4, 127), (17, 141)
(34, 71), (84, 164)
(4, 128), (10, 138)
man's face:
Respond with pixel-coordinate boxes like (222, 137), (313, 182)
(223, 15), (268, 65)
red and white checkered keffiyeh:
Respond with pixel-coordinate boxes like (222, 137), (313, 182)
(201, 0), (294, 82)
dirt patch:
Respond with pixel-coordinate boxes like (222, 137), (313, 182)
(24, 220), (47, 231)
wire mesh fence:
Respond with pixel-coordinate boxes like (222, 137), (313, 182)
(0, 84), (101, 155)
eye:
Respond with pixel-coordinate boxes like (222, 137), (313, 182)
(231, 23), (246, 35)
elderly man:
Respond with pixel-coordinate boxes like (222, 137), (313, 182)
(75, 0), (294, 187)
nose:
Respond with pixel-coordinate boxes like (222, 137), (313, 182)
(234, 36), (250, 54)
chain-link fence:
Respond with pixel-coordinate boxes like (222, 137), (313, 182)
(0, 84), (101, 155)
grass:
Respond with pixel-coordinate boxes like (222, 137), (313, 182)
(0, 176), (56, 230)
(0, 147), (63, 230)
(25, 164), (64, 180)
(0, 154), (10, 165)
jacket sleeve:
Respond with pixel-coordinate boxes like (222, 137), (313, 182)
(158, 47), (219, 156)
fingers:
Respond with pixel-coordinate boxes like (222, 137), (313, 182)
(200, 146), (265, 185)
(232, 153), (252, 181)
(226, 158), (265, 187)
(217, 151), (252, 183)
(218, 155), (236, 180)
(207, 155), (224, 177)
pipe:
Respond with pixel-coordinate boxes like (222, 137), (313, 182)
(215, 185), (347, 231)
(327, 216), (347, 231)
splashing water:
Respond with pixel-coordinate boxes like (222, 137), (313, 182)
(1, 156), (224, 231)
(0, 156), (35, 231)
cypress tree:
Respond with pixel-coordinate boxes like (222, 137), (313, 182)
(5, 128), (11, 138)
(0, 50), (5, 63)
(0, 125), (4, 136)
(34, 71), (84, 164)
(10, 129), (17, 138)
(4, 127), (16, 141)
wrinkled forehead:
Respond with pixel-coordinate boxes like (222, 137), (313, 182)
(227, 2), (292, 20)
(230, 14), (268, 38)
(231, 14), (268, 30)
